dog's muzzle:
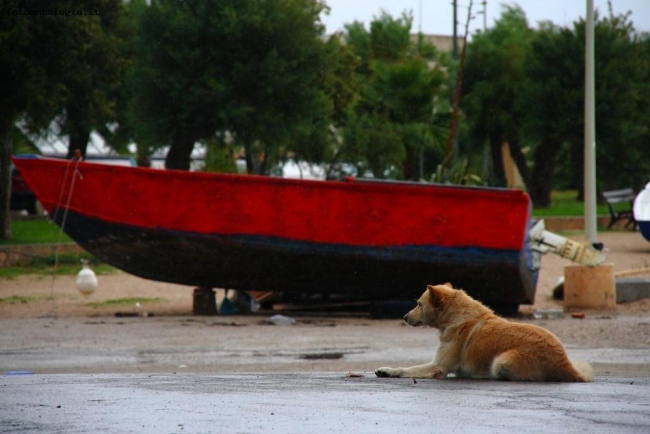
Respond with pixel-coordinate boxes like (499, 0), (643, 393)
(403, 312), (423, 327)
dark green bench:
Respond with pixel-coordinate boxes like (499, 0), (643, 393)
(602, 188), (636, 229)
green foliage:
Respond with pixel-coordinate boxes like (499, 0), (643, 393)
(518, 22), (580, 206)
(462, 5), (650, 207)
(344, 21), (373, 74)
(0, 0), (130, 241)
(0, 0), (79, 239)
(320, 36), (361, 126)
(342, 114), (405, 179)
(199, 138), (238, 174)
(430, 157), (483, 186)
(369, 11), (413, 61)
(337, 12), (451, 181)
(462, 5), (534, 187)
(127, 0), (227, 156)
(0, 0), (127, 150)
(101, 0), (153, 160)
(371, 59), (444, 123)
(523, 13), (650, 204)
(0, 0), (72, 126)
(11, 125), (40, 155)
(59, 0), (128, 158)
(587, 15), (650, 193)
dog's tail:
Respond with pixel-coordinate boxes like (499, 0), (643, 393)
(570, 360), (594, 382)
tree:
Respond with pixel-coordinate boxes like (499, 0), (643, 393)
(462, 4), (534, 188)
(523, 13), (650, 205)
(570, 13), (650, 196)
(339, 12), (450, 180)
(129, 0), (332, 172)
(463, 6), (650, 207)
(60, 0), (128, 159)
(517, 23), (578, 206)
(369, 58), (447, 179)
(101, 0), (156, 164)
(0, 0), (112, 239)
(283, 35), (360, 176)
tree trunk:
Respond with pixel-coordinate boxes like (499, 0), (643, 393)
(488, 133), (506, 187)
(166, 129), (197, 171)
(529, 137), (563, 207)
(67, 127), (90, 160)
(259, 149), (269, 176)
(66, 106), (90, 159)
(244, 141), (256, 174)
(507, 137), (532, 192)
(0, 114), (15, 240)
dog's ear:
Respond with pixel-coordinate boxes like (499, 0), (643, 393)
(427, 285), (446, 307)
(443, 282), (453, 289)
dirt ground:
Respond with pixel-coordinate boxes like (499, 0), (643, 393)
(1, 230), (649, 376)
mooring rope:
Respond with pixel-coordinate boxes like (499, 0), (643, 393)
(48, 154), (83, 318)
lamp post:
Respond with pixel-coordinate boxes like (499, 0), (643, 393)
(584, 0), (597, 244)
(564, 0), (615, 312)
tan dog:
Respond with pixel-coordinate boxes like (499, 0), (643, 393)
(375, 283), (593, 382)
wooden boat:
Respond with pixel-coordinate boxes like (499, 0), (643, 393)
(12, 154), (539, 311)
(634, 182), (650, 242)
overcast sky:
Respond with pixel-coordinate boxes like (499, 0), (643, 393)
(320, 0), (650, 36)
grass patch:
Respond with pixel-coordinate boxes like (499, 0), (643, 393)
(532, 190), (609, 217)
(0, 218), (114, 278)
(1, 218), (72, 245)
(0, 295), (44, 304)
(0, 253), (116, 279)
(88, 297), (165, 308)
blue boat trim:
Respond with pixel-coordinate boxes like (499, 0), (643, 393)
(638, 221), (650, 243)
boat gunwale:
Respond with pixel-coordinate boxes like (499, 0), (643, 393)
(13, 154), (529, 200)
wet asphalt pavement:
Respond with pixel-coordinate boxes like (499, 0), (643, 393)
(2, 372), (650, 433)
(2, 314), (650, 433)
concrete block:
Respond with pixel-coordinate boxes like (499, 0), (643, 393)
(616, 278), (650, 303)
(564, 263), (616, 310)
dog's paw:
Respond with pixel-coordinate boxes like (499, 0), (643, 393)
(431, 369), (445, 379)
(375, 367), (399, 378)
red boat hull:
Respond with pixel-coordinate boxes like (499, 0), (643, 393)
(13, 155), (538, 307)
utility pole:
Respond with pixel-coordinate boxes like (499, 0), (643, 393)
(452, 0), (458, 60)
(449, 0), (459, 160)
(482, 1), (487, 31)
